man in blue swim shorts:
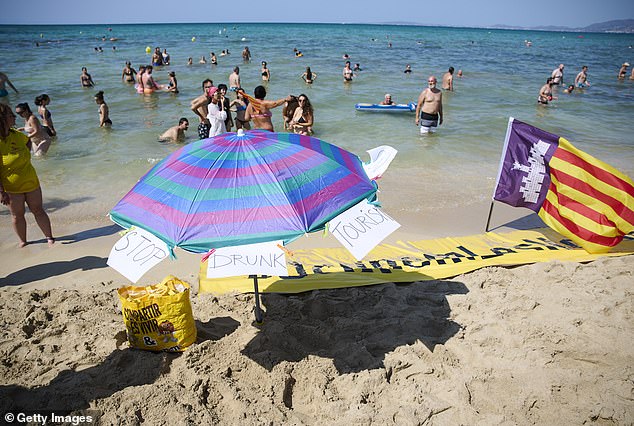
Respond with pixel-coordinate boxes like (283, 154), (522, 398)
(574, 65), (590, 88)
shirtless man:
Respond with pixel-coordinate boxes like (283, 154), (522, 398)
(152, 47), (163, 66)
(190, 79), (214, 139)
(551, 64), (564, 85)
(414, 76), (443, 134)
(574, 66), (590, 88)
(229, 67), (241, 94)
(242, 46), (251, 62)
(538, 77), (556, 105)
(159, 118), (189, 143)
(380, 94), (395, 105)
(442, 66), (454, 91)
(0, 72), (18, 99)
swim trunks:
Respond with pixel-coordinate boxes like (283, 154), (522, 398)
(0, 129), (40, 193)
(198, 122), (210, 139)
(419, 111), (439, 128)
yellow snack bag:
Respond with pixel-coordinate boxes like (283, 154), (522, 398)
(118, 276), (196, 352)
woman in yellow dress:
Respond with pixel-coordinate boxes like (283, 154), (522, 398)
(0, 103), (54, 247)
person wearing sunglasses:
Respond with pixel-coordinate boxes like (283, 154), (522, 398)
(15, 103), (50, 154)
(289, 94), (314, 136)
(414, 76), (443, 134)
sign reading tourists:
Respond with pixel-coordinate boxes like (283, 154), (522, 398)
(329, 200), (401, 260)
(107, 227), (169, 283)
(206, 240), (288, 278)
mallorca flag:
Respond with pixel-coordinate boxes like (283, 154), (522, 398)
(493, 117), (634, 253)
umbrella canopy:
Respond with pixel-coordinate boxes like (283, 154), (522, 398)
(110, 130), (377, 254)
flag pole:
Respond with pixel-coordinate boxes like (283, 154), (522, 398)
(487, 117), (515, 233)
(485, 201), (495, 232)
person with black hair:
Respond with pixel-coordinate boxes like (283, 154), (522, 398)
(94, 91), (112, 127)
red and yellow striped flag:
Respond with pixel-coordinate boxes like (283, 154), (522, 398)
(493, 118), (634, 253)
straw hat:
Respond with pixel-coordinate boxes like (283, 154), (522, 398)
(624, 62), (630, 67)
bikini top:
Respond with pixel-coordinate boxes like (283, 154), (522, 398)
(251, 110), (272, 118)
(39, 108), (51, 120)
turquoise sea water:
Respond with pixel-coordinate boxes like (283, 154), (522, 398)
(1, 23), (633, 225)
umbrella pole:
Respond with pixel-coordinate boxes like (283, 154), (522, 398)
(253, 275), (264, 324)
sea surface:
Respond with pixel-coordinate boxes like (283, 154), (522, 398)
(1, 23), (633, 225)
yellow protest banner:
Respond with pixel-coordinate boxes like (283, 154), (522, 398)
(199, 228), (633, 294)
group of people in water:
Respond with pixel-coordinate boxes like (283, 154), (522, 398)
(538, 63), (587, 104)
(182, 78), (314, 143)
(537, 61), (632, 105)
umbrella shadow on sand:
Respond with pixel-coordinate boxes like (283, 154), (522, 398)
(0, 318), (240, 414)
(0, 256), (108, 287)
(0, 347), (175, 414)
(242, 278), (468, 374)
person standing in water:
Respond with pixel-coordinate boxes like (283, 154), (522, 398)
(575, 65), (590, 88)
(414, 76), (443, 134)
(244, 85), (291, 132)
(538, 77), (556, 105)
(301, 67), (316, 84)
(0, 72), (18, 99)
(343, 61), (354, 82)
(94, 91), (112, 127)
(551, 63), (564, 85)
(190, 79), (214, 139)
(261, 61), (271, 82)
(80, 67), (95, 87)
(15, 103), (50, 155)
(34, 94), (56, 137)
(121, 61), (137, 83)
(0, 104), (55, 248)
(442, 66), (454, 91)
(229, 67), (241, 93)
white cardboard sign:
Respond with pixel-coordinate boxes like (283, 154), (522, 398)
(363, 145), (398, 180)
(329, 200), (401, 260)
(206, 240), (288, 278)
(107, 227), (169, 283)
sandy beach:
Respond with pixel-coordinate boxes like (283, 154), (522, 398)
(1, 200), (633, 424)
(1, 19), (633, 425)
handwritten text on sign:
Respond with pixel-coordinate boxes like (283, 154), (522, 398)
(329, 201), (401, 260)
(107, 227), (169, 283)
(206, 240), (288, 278)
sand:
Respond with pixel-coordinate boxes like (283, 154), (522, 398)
(1, 202), (633, 424)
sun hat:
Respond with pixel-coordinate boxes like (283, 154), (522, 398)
(206, 86), (218, 97)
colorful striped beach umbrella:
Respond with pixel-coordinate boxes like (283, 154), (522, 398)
(110, 130), (378, 256)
